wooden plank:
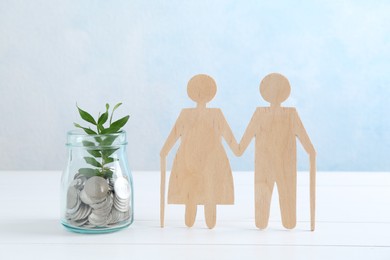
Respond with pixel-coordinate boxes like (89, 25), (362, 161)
(1, 244), (390, 260)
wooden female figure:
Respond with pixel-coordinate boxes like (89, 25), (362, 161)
(238, 73), (316, 230)
(160, 74), (239, 229)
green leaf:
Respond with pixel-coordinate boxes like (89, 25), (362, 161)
(87, 149), (102, 158)
(82, 140), (95, 147)
(74, 122), (83, 128)
(97, 123), (105, 133)
(84, 128), (97, 135)
(94, 136), (103, 143)
(110, 115), (129, 130)
(109, 102), (122, 125)
(98, 104), (109, 126)
(77, 104), (97, 125)
(83, 157), (102, 167)
(79, 168), (100, 177)
(74, 123), (97, 135)
(82, 141), (101, 157)
(104, 157), (116, 164)
(103, 168), (114, 179)
(98, 113), (108, 126)
(101, 148), (119, 158)
(100, 126), (121, 134)
(100, 135), (118, 146)
(97, 104), (109, 134)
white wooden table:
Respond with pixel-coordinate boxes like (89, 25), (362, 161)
(0, 171), (389, 259)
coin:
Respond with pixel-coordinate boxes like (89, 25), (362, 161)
(80, 189), (94, 205)
(92, 196), (113, 216)
(114, 177), (130, 200)
(84, 176), (109, 201)
(73, 204), (92, 220)
(113, 199), (129, 212)
(67, 186), (79, 209)
(66, 199), (81, 215)
(90, 193), (113, 210)
(88, 212), (108, 226)
(70, 176), (86, 190)
(65, 174), (131, 229)
(68, 218), (88, 227)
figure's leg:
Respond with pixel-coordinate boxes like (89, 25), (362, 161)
(276, 170), (297, 229)
(255, 171), (274, 229)
(185, 203), (197, 227)
(204, 204), (217, 229)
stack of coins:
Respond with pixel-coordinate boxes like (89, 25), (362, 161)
(65, 174), (131, 228)
(113, 177), (131, 213)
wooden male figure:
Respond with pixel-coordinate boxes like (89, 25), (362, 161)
(238, 73), (316, 230)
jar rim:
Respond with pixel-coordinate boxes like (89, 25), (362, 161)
(67, 130), (126, 138)
(66, 130), (127, 147)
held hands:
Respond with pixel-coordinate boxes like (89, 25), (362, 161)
(160, 150), (168, 160)
(309, 148), (316, 159)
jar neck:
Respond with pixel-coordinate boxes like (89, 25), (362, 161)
(66, 130), (127, 148)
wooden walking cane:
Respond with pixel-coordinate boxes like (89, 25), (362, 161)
(310, 155), (316, 231)
(160, 157), (166, 228)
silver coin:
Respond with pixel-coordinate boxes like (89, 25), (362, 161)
(73, 204), (92, 221)
(92, 196), (113, 217)
(107, 213), (115, 224)
(66, 197), (81, 215)
(84, 176), (109, 201)
(113, 195), (128, 204)
(70, 179), (81, 189)
(71, 206), (83, 220)
(67, 186), (79, 209)
(113, 193), (130, 211)
(70, 176), (86, 190)
(88, 212), (108, 226)
(114, 194), (130, 203)
(109, 208), (130, 224)
(73, 172), (82, 180)
(102, 212), (114, 227)
(66, 203), (81, 216)
(80, 189), (94, 205)
(82, 223), (96, 229)
(90, 193), (112, 210)
(113, 199), (128, 208)
(113, 200), (129, 212)
(114, 177), (130, 200)
(109, 208), (122, 224)
(73, 205), (85, 220)
(82, 205), (92, 219)
(68, 218), (88, 227)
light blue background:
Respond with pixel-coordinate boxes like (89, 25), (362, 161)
(0, 0), (389, 171)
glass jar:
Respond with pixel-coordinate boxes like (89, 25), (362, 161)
(61, 130), (133, 233)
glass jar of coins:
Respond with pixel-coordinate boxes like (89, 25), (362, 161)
(61, 130), (133, 233)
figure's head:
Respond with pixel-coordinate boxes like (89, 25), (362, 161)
(260, 73), (291, 106)
(187, 74), (217, 106)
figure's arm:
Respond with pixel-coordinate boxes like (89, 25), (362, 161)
(294, 110), (316, 157)
(238, 110), (258, 156)
(160, 113), (183, 158)
(219, 110), (239, 156)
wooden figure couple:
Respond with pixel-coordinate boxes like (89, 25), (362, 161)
(160, 73), (316, 231)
